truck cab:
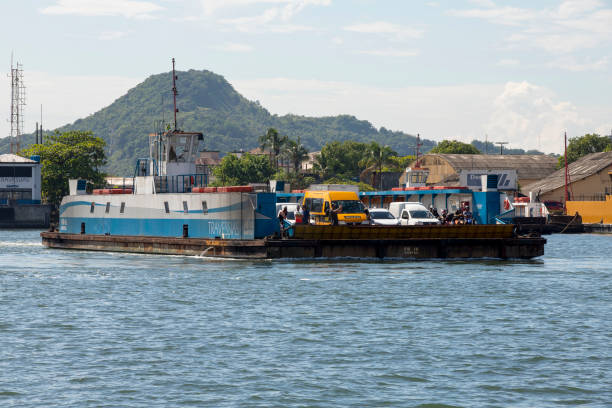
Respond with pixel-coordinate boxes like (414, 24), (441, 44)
(302, 188), (367, 225)
(388, 202), (440, 226)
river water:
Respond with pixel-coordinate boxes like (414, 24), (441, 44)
(1, 230), (610, 407)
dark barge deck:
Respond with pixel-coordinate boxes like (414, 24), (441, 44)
(41, 225), (546, 260)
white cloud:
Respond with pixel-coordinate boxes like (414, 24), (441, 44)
(214, 42), (254, 52)
(469, 0), (495, 7)
(98, 31), (127, 41)
(497, 58), (519, 66)
(200, 0), (329, 16)
(232, 77), (609, 153)
(40, 0), (164, 19)
(554, 0), (603, 19)
(356, 49), (418, 57)
(448, 6), (536, 26)
(0, 72), (141, 140)
(344, 21), (424, 40)
(484, 81), (587, 152)
(448, 0), (612, 54)
(547, 56), (609, 72)
(203, 0), (330, 31)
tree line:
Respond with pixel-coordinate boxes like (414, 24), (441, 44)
(15, 128), (611, 211)
(212, 128), (420, 190)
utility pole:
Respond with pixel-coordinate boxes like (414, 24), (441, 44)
(484, 134), (488, 154)
(414, 133), (423, 167)
(495, 141), (508, 155)
(40, 104), (43, 143)
(564, 132), (569, 212)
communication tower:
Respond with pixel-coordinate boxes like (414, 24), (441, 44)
(8, 55), (26, 153)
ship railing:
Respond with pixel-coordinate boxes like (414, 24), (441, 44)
(154, 173), (208, 193)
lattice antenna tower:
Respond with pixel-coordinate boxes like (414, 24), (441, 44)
(9, 55), (26, 153)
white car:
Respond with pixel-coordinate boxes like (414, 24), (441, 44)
(367, 208), (400, 226)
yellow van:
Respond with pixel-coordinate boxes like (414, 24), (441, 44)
(302, 189), (367, 225)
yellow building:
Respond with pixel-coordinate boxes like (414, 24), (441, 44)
(566, 196), (612, 224)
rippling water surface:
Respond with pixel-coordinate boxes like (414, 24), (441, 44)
(1, 230), (610, 407)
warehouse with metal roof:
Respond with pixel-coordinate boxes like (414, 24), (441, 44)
(403, 154), (559, 190)
(522, 151), (612, 202)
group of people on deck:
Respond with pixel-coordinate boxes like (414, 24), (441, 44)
(278, 204), (312, 233)
(431, 204), (474, 225)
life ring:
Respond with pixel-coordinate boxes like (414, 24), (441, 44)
(503, 198), (510, 210)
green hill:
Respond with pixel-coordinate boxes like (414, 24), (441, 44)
(1, 69), (435, 176)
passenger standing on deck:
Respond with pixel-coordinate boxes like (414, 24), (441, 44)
(430, 206), (439, 219)
(278, 206), (288, 234)
(302, 205), (310, 224)
(330, 202), (342, 226)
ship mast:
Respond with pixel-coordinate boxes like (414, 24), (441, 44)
(172, 57), (178, 131)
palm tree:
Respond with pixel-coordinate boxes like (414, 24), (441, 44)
(259, 128), (288, 171)
(285, 136), (309, 174)
(360, 142), (397, 190)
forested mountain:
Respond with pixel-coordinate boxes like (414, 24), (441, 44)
(0, 69), (434, 176)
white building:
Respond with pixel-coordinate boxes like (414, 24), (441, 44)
(0, 154), (42, 204)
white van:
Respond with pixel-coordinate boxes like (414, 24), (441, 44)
(388, 202), (440, 226)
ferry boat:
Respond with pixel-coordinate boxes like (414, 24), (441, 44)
(42, 59), (546, 259)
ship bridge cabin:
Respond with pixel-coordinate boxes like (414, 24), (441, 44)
(133, 130), (208, 193)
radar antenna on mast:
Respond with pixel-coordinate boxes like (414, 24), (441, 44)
(172, 58), (179, 131)
(8, 53), (26, 154)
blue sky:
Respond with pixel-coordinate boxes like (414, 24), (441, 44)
(1, 0), (611, 153)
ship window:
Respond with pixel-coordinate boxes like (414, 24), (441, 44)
(120, 202), (125, 213)
(183, 201), (188, 213)
(105, 202), (110, 213)
(164, 201), (169, 213)
(202, 201), (208, 214)
(90, 202), (95, 213)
